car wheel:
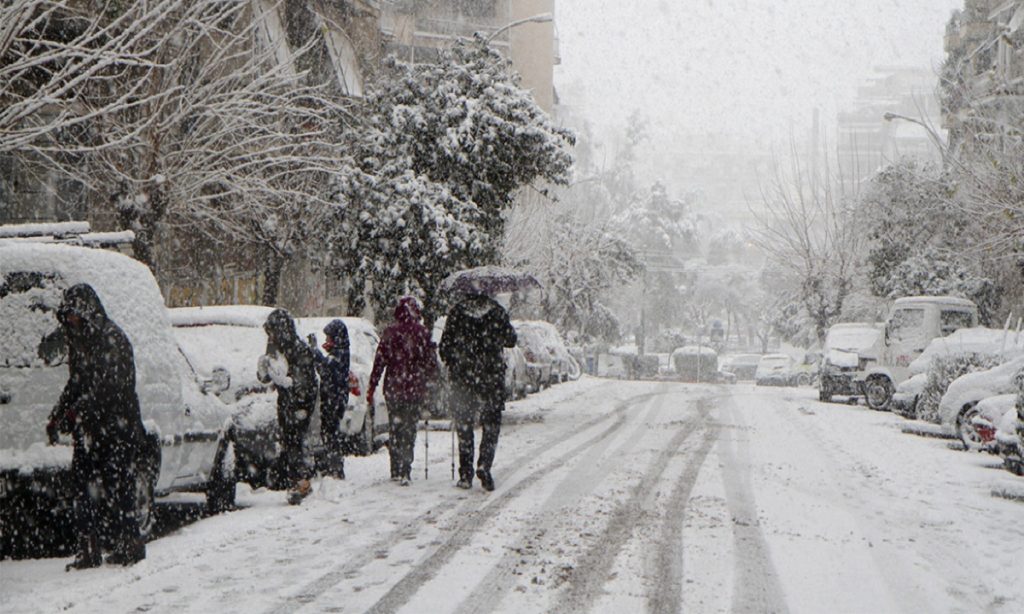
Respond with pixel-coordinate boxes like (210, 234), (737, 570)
(956, 403), (985, 451)
(863, 375), (893, 411)
(796, 373), (811, 387)
(361, 404), (376, 456)
(818, 381), (832, 403)
(206, 439), (237, 514)
(135, 450), (159, 540)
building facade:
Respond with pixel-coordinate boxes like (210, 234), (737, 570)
(378, 0), (557, 112)
(942, 0), (1024, 157)
(835, 66), (945, 185)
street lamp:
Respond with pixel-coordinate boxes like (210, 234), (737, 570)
(882, 111), (950, 165)
(483, 12), (553, 44)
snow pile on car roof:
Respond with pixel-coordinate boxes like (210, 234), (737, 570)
(672, 345), (718, 357)
(168, 305), (275, 328)
(825, 324), (881, 352)
(910, 327), (1024, 374)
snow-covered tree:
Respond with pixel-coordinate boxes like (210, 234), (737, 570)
(335, 38), (575, 320)
(859, 160), (1003, 324)
(529, 216), (643, 340)
(2, 1), (353, 306)
(753, 153), (861, 345)
(613, 181), (700, 256)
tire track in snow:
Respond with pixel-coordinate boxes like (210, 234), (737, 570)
(646, 417), (720, 614)
(267, 386), (672, 614)
(718, 402), (790, 614)
(550, 399), (714, 614)
(450, 391), (671, 614)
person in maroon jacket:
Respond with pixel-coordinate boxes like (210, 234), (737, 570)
(367, 296), (439, 486)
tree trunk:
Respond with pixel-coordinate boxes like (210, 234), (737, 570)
(262, 251), (284, 306)
(346, 277), (366, 317)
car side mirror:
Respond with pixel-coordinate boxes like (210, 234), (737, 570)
(202, 366), (231, 395)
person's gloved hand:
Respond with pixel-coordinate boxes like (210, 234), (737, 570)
(46, 419), (59, 445)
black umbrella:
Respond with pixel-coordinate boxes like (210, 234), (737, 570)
(440, 266), (542, 296)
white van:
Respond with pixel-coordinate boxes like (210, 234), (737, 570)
(0, 243), (237, 557)
(855, 296), (978, 410)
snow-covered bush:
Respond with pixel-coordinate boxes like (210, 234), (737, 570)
(917, 353), (1000, 423)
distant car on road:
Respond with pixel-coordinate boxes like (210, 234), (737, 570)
(721, 353), (761, 380)
(672, 346), (734, 383)
(755, 353), (795, 386)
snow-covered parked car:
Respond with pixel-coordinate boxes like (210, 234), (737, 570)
(995, 395), (1023, 476)
(514, 320), (581, 385)
(0, 243), (237, 557)
(964, 394), (1017, 454)
(938, 357), (1024, 451)
(892, 373), (929, 417)
(755, 353), (794, 386)
(170, 306), (388, 489)
(722, 353), (761, 380)
(889, 327), (1024, 417)
(818, 323), (881, 402)
(504, 346), (530, 399)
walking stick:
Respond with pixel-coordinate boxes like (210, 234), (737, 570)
(450, 416), (456, 481)
(424, 417), (429, 480)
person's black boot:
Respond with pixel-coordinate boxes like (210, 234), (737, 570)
(456, 469), (473, 489)
(476, 467), (494, 492)
(105, 537), (146, 566)
(66, 534), (102, 571)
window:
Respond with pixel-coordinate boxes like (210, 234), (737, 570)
(940, 309), (975, 336)
(0, 271), (67, 368)
(889, 308), (925, 341)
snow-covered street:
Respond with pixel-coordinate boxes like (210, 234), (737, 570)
(3, 378), (1021, 614)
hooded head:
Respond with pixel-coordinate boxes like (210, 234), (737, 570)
(394, 296), (422, 324)
(264, 308), (297, 350)
(322, 318), (347, 352)
(57, 283), (108, 338)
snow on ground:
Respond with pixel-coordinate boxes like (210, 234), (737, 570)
(1, 378), (1022, 614)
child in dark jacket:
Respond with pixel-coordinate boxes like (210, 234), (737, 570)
(310, 319), (350, 479)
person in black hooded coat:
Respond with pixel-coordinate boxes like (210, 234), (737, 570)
(439, 293), (516, 491)
(258, 308), (317, 504)
(46, 283), (147, 569)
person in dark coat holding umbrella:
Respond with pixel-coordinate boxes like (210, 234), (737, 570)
(46, 283), (148, 569)
(439, 292), (517, 491)
(258, 308), (317, 504)
(309, 319), (350, 479)
(367, 297), (438, 486)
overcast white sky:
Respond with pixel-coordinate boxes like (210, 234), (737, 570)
(554, 0), (963, 152)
